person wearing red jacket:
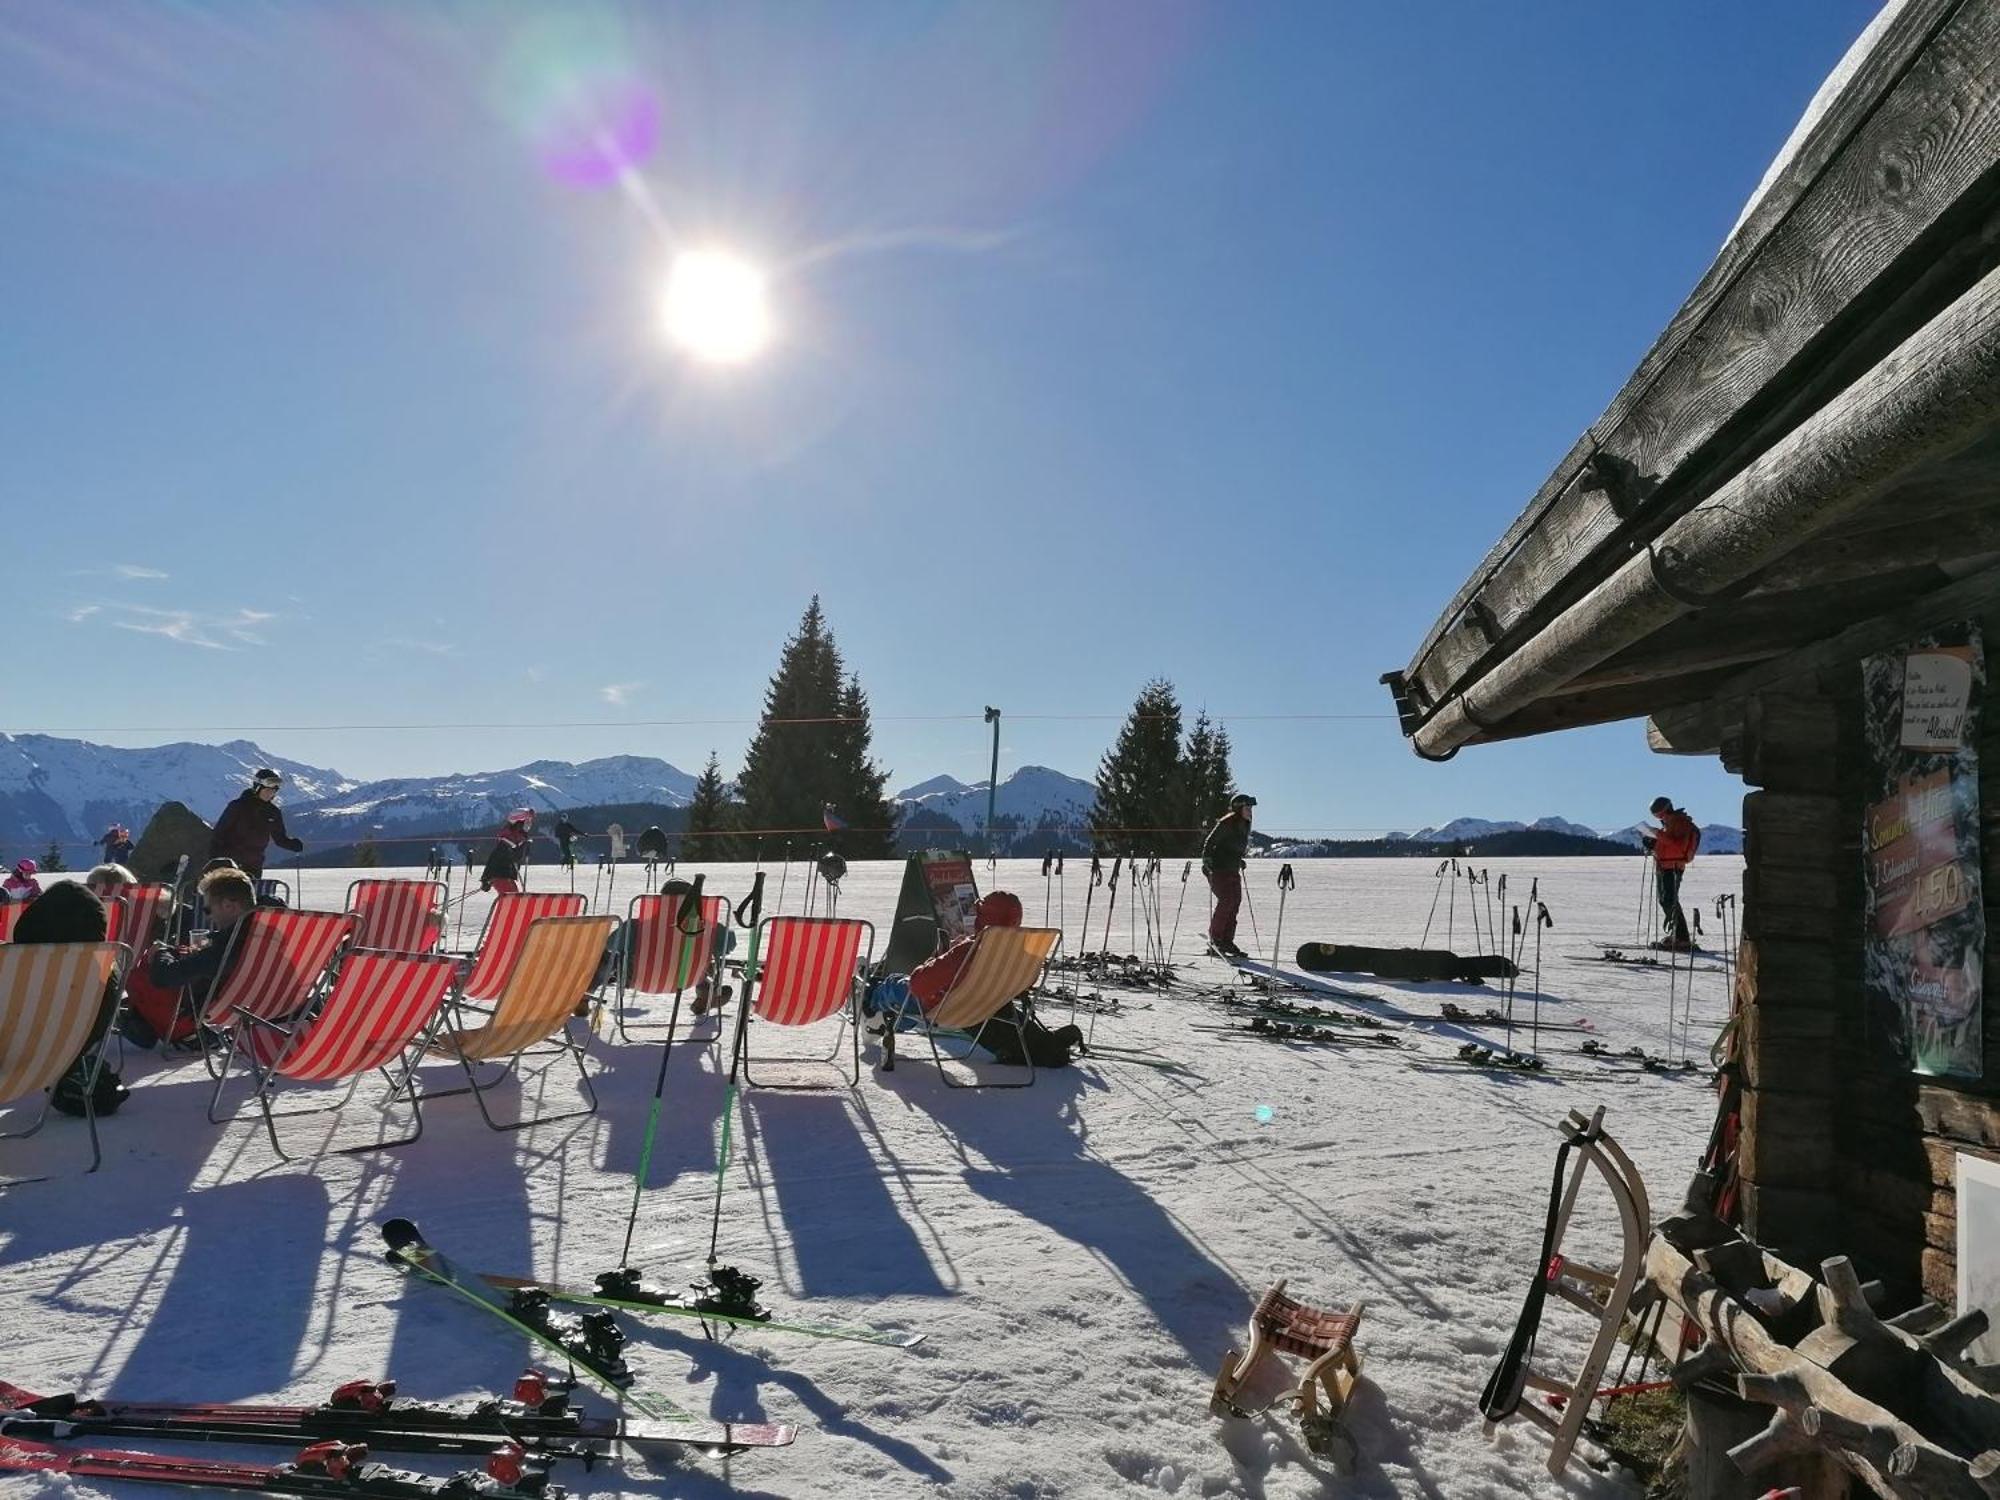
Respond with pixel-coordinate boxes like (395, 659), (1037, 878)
(1644, 797), (1701, 950)
(480, 809), (535, 894)
(908, 891), (1024, 1013)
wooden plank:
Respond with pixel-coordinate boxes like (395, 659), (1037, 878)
(1406, 0), (1998, 710)
(1923, 1245), (1958, 1305)
(1753, 502), (2000, 593)
(1917, 1087), (2000, 1143)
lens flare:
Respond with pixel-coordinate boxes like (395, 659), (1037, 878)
(1254, 1104), (1276, 1125)
(493, 12), (659, 189)
(661, 249), (773, 364)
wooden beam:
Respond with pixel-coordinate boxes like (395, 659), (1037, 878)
(1461, 668), (1743, 745)
(1403, 0), (2000, 712)
(1754, 505), (2000, 596)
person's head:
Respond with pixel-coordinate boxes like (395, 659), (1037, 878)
(507, 808), (534, 830)
(85, 862), (136, 898)
(11, 880), (105, 945)
(974, 891), (1023, 931)
(1650, 796), (1675, 818)
(252, 767), (283, 801)
(817, 851), (848, 886)
(203, 856), (241, 875)
(1229, 793), (1257, 820)
(12, 858), (36, 881)
(198, 868), (256, 926)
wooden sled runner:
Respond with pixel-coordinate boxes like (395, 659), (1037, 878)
(1480, 1106), (1650, 1476)
(1211, 1280), (1364, 1466)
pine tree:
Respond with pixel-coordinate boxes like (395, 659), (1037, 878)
(1091, 680), (1185, 855)
(40, 839), (66, 873)
(1183, 712), (1236, 856)
(735, 598), (897, 862)
(685, 751), (736, 861)
(354, 835), (380, 869)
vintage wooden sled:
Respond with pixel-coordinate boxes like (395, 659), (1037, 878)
(1211, 1280), (1364, 1466)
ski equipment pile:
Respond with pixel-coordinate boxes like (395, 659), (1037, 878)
(477, 1268), (925, 1350)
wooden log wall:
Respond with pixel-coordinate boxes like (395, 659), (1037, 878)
(1737, 614), (2000, 1309)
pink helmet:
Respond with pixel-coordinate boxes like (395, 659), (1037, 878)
(507, 808), (534, 827)
(13, 859), (36, 879)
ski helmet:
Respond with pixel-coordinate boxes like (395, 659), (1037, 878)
(507, 808), (534, 827)
(1229, 792), (1257, 810)
(252, 768), (282, 790)
(13, 859), (35, 879)
(816, 851), (848, 886)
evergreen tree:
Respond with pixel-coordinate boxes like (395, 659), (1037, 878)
(40, 839), (66, 873)
(736, 598), (897, 861)
(1091, 680), (1185, 855)
(354, 835), (380, 869)
(685, 751), (736, 861)
(1183, 713), (1236, 855)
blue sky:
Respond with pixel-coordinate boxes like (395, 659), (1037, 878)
(2, 1), (1880, 835)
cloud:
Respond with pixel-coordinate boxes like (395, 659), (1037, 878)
(380, 636), (458, 657)
(73, 602), (279, 650)
(600, 681), (643, 706)
(112, 563), (168, 580)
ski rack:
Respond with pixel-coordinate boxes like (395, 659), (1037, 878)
(1210, 1281), (1364, 1467)
(1482, 1106), (1651, 1477)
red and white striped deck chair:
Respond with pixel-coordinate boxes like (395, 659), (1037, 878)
(0, 942), (124, 1177)
(614, 893), (727, 1041)
(346, 879), (447, 954)
(457, 892), (587, 1004)
(0, 905), (28, 944)
(902, 926), (1063, 1089)
(427, 915), (616, 1131)
(728, 916), (875, 1090)
(193, 909), (357, 1082)
(102, 884), (170, 969)
(216, 949), (459, 1158)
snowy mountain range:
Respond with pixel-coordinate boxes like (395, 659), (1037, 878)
(1383, 815), (1743, 855)
(293, 756), (699, 840)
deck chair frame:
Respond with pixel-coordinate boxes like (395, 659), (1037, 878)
(730, 916), (875, 1092)
(345, 878), (448, 955)
(211, 948), (459, 1159)
(426, 914), (617, 1132)
(455, 891), (588, 1005)
(185, 908), (358, 1081)
(0, 942), (127, 1180)
(613, 892), (728, 1044)
(895, 927), (1063, 1089)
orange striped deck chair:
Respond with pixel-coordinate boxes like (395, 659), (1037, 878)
(215, 949), (459, 1158)
(614, 892), (727, 1041)
(428, 914), (616, 1130)
(905, 926), (1062, 1088)
(728, 916), (874, 1090)
(194, 909), (357, 1080)
(0, 942), (124, 1176)
(457, 892), (587, 1003)
(346, 879), (447, 955)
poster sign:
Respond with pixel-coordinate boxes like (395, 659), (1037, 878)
(919, 853), (981, 941)
(1863, 628), (1984, 1078)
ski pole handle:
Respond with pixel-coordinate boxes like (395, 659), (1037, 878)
(1511, 907), (1522, 935)
(1277, 863), (1295, 891)
(1538, 903), (1554, 928)
(1041, 853), (1053, 877)
(1180, 861), (1190, 882)
(677, 874), (707, 935)
(734, 871), (766, 929)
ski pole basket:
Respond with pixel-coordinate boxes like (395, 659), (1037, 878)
(1210, 1280), (1364, 1467)
(1479, 1106), (1651, 1477)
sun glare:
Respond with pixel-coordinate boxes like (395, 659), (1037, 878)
(660, 249), (773, 365)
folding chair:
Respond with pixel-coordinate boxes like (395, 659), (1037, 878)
(456, 892), (587, 1004)
(215, 949), (458, 1158)
(728, 916), (874, 1090)
(0, 905), (27, 944)
(427, 914), (616, 1131)
(0, 942), (125, 1178)
(189, 909), (358, 1081)
(614, 892), (727, 1042)
(346, 878), (447, 954)
(896, 926), (1061, 1088)
(103, 883), (170, 956)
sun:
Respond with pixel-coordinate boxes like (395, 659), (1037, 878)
(660, 248), (773, 364)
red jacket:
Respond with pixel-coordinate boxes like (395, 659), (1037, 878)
(1652, 810), (1701, 871)
(909, 892), (1024, 1013)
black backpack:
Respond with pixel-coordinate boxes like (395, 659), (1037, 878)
(977, 1002), (1083, 1068)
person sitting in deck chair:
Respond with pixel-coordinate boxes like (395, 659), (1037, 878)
(867, 892), (1025, 1031)
(15, 880), (130, 1117)
(133, 868), (257, 1049)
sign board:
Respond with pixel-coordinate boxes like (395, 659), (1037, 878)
(1862, 628), (1984, 1079)
(1958, 1152), (2000, 1364)
(606, 823), (626, 861)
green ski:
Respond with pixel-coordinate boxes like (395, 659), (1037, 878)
(476, 1271), (924, 1349)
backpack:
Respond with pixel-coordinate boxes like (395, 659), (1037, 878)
(976, 1002), (1083, 1068)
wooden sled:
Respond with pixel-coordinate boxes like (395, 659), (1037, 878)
(1211, 1280), (1364, 1466)
(1480, 1106), (1651, 1476)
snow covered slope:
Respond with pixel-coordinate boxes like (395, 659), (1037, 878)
(290, 755), (699, 839)
(0, 734), (350, 843)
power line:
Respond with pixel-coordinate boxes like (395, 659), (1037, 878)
(6, 712), (1396, 735)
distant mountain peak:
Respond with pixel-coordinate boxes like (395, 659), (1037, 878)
(895, 774), (972, 800)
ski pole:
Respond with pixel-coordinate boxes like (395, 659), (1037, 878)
(1531, 902), (1553, 1054)
(1042, 851), (1054, 927)
(1466, 868), (1484, 958)
(1419, 859), (1449, 947)
(1483, 870), (1498, 961)
(1271, 864), (1295, 967)
(1504, 906), (1522, 1054)
(1056, 853), (1066, 951)
(605, 854), (617, 913)
(621, 875), (706, 1270)
(1447, 858), (1458, 950)
(1168, 861), (1191, 966)
(454, 853), (471, 950)
(1079, 856), (1101, 970)
(1240, 867), (1262, 957)
(708, 870), (766, 1266)
(774, 843), (792, 915)
(1100, 857), (1122, 958)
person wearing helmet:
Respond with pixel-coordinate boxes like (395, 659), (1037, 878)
(100, 824), (135, 865)
(2, 859), (41, 904)
(1201, 794), (1257, 960)
(211, 768), (305, 880)
(554, 816), (582, 867)
(480, 809), (534, 894)
(1643, 796), (1701, 950)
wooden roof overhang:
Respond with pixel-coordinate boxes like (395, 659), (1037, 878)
(1383, 0), (2000, 762)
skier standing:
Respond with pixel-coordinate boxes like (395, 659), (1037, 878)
(1643, 796), (1701, 950)
(100, 824), (135, 865)
(1201, 793), (1256, 960)
(2, 859), (40, 904)
(480, 809), (534, 894)
(211, 768), (305, 880)
(555, 816), (581, 866)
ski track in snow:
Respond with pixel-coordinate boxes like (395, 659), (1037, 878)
(0, 855), (1739, 1498)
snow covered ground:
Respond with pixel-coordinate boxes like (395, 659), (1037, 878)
(0, 854), (1741, 1498)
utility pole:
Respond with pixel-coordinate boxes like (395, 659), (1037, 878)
(984, 705), (1002, 862)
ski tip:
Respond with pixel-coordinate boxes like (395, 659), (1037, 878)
(380, 1218), (423, 1252)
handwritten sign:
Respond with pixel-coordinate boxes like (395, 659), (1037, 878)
(1902, 648), (1973, 750)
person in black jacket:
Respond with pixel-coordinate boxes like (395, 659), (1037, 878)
(148, 868), (256, 1005)
(14, 880), (129, 1116)
(1201, 793), (1256, 959)
(555, 817), (581, 866)
(210, 768), (304, 879)
(480, 810), (534, 894)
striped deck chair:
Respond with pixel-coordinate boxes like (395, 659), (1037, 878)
(0, 904), (27, 944)
(614, 893), (727, 1042)
(729, 916), (875, 1090)
(193, 909), (357, 1082)
(901, 926), (1062, 1088)
(0, 942), (125, 1177)
(427, 915), (616, 1131)
(217, 949), (458, 1158)
(346, 879), (447, 954)
(103, 883), (170, 956)
(457, 892), (587, 1004)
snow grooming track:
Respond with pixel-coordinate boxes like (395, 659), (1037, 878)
(0, 855), (1734, 1498)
